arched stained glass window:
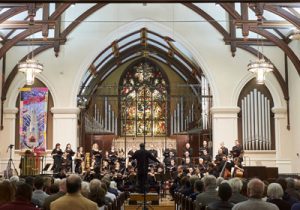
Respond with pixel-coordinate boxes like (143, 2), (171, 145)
(120, 60), (168, 136)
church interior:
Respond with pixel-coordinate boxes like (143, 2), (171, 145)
(0, 1), (299, 210)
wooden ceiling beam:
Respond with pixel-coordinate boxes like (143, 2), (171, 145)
(0, 20), (55, 29)
(42, 3), (50, 38)
(224, 38), (275, 46)
(235, 20), (294, 28)
(2, 37), (67, 46)
(0, 0), (298, 2)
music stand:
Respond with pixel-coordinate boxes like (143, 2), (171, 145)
(5, 144), (18, 179)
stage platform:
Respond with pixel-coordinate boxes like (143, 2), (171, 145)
(125, 195), (174, 210)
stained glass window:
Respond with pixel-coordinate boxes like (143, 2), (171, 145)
(120, 61), (167, 136)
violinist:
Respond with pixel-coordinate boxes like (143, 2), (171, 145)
(91, 142), (102, 169)
(75, 146), (85, 174)
(51, 143), (63, 173)
(148, 167), (160, 194)
(64, 143), (75, 172)
(197, 158), (207, 176)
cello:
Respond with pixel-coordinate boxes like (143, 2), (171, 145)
(219, 159), (231, 179)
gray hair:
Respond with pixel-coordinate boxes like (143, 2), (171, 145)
(203, 175), (217, 189)
(267, 183), (284, 199)
(216, 177), (224, 187)
(248, 178), (265, 198)
(229, 178), (243, 193)
(9, 176), (19, 183)
(286, 178), (295, 189)
(81, 181), (90, 198)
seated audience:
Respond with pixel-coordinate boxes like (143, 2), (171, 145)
(232, 178), (279, 210)
(195, 175), (219, 210)
(50, 174), (98, 210)
(267, 183), (291, 210)
(190, 179), (203, 200)
(207, 182), (234, 210)
(0, 183), (37, 210)
(0, 180), (15, 206)
(31, 176), (49, 207)
(43, 178), (67, 210)
(276, 178), (299, 206)
(89, 179), (106, 210)
(228, 178), (248, 204)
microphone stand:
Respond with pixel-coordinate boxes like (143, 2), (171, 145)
(5, 145), (18, 179)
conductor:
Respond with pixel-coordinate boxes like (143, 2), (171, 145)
(132, 143), (160, 193)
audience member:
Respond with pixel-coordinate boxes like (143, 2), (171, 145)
(190, 179), (203, 200)
(0, 180), (15, 206)
(195, 175), (219, 210)
(89, 179), (106, 210)
(276, 177), (299, 205)
(267, 183), (291, 210)
(286, 178), (300, 201)
(51, 174), (98, 210)
(0, 183), (37, 210)
(32, 176), (49, 207)
(43, 178), (67, 210)
(232, 178), (279, 210)
(228, 178), (248, 204)
(207, 182), (234, 210)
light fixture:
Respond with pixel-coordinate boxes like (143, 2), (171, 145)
(289, 28), (300, 40)
(18, 58), (43, 85)
(18, 29), (43, 85)
(247, 35), (274, 84)
(247, 59), (273, 85)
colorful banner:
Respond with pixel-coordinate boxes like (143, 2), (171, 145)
(19, 87), (48, 151)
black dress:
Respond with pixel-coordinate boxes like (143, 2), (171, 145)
(51, 148), (63, 173)
(65, 149), (75, 172)
(75, 152), (85, 174)
(92, 149), (102, 169)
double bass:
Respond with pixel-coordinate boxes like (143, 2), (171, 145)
(219, 160), (231, 179)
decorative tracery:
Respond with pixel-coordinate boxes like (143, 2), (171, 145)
(120, 61), (168, 136)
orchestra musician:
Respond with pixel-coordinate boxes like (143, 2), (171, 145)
(232, 157), (244, 178)
(64, 143), (75, 172)
(231, 140), (244, 162)
(75, 146), (85, 174)
(51, 143), (63, 173)
(183, 142), (193, 157)
(199, 140), (209, 156)
(220, 141), (229, 156)
(91, 142), (102, 169)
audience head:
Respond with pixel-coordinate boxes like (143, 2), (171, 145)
(9, 175), (19, 183)
(276, 178), (287, 191)
(89, 179), (106, 207)
(0, 180), (15, 204)
(66, 174), (82, 194)
(267, 183), (284, 199)
(203, 175), (217, 190)
(15, 183), (33, 201)
(59, 178), (67, 193)
(229, 178), (243, 193)
(81, 181), (90, 198)
(286, 178), (295, 189)
(218, 183), (232, 201)
(194, 180), (204, 193)
(247, 178), (265, 199)
(25, 176), (34, 187)
(216, 177), (225, 187)
(34, 176), (44, 190)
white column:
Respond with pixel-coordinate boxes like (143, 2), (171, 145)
(211, 106), (240, 159)
(0, 108), (18, 172)
(51, 107), (79, 151)
(272, 107), (292, 173)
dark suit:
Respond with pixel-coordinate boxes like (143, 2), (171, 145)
(207, 200), (234, 210)
(131, 148), (159, 192)
(229, 192), (248, 204)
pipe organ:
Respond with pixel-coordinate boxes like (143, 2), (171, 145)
(241, 89), (272, 150)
